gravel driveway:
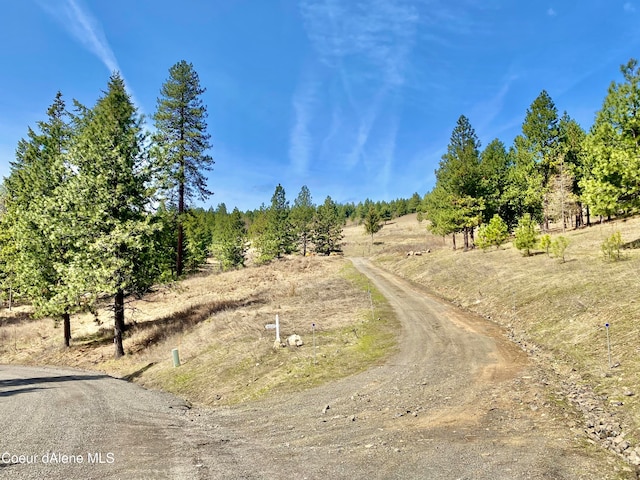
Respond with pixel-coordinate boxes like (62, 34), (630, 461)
(0, 259), (628, 479)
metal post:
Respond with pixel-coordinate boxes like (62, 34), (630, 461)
(172, 348), (181, 367)
(275, 314), (281, 344)
(312, 323), (317, 365)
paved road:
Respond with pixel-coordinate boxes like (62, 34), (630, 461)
(0, 259), (625, 479)
(0, 365), (203, 479)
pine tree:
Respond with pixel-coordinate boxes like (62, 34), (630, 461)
(183, 208), (214, 271)
(290, 185), (315, 256)
(72, 73), (153, 358)
(255, 184), (294, 261)
(3, 92), (81, 346)
(363, 207), (382, 250)
(0, 191), (16, 309)
(407, 193), (422, 213)
(479, 139), (513, 226)
(504, 139), (544, 226)
(424, 185), (462, 249)
(432, 115), (483, 250)
(311, 196), (343, 255)
(519, 91), (561, 230)
(581, 59), (640, 216)
(153, 60), (213, 276)
(212, 207), (247, 270)
(513, 214), (538, 257)
(476, 214), (509, 250)
(557, 114), (587, 227)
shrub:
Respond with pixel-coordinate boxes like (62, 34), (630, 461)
(539, 234), (552, 256)
(550, 236), (569, 263)
(475, 225), (491, 250)
(601, 231), (623, 261)
(513, 214), (537, 257)
(476, 214), (509, 250)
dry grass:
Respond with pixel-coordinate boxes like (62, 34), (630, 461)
(0, 255), (398, 406)
(344, 213), (640, 443)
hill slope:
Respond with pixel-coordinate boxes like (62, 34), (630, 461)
(344, 213), (640, 452)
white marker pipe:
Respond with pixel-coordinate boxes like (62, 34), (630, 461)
(275, 314), (281, 343)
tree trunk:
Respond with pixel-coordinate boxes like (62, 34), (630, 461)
(302, 233), (307, 257)
(63, 311), (71, 348)
(114, 288), (125, 358)
(586, 205), (591, 227)
(463, 228), (469, 252)
(470, 226), (475, 248)
(177, 180), (185, 277)
(452, 233), (457, 250)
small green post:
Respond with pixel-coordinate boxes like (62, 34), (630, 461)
(172, 348), (181, 367)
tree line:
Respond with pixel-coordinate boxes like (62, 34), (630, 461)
(6, 57), (636, 355)
(0, 61), (214, 356)
(423, 59), (640, 250)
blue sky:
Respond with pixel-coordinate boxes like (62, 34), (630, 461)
(0, 1), (639, 211)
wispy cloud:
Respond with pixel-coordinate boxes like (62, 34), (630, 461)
(471, 75), (518, 137)
(297, 0), (419, 182)
(547, 7), (557, 16)
(624, 2), (636, 12)
(289, 73), (319, 175)
(373, 114), (398, 193)
(300, 0), (418, 88)
(344, 87), (388, 168)
(41, 0), (120, 73)
(39, 0), (140, 106)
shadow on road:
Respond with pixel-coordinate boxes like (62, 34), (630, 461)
(0, 373), (109, 389)
(0, 386), (49, 397)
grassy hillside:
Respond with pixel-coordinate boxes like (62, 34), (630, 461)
(0, 256), (398, 406)
(344, 213), (640, 443)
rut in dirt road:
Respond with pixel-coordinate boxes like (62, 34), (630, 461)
(0, 259), (627, 479)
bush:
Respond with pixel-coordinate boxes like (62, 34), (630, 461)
(539, 234), (552, 256)
(601, 231), (623, 261)
(550, 236), (569, 262)
(476, 214), (509, 250)
(513, 214), (537, 257)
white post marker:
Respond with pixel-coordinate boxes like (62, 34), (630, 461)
(275, 314), (281, 344)
(605, 323), (612, 369)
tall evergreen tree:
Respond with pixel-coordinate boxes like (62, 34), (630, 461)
(424, 185), (458, 244)
(479, 138), (513, 227)
(432, 115), (483, 250)
(581, 59), (640, 215)
(504, 140), (544, 225)
(212, 207), (247, 270)
(290, 185), (315, 256)
(3, 92), (80, 346)
(557, 113), (587, 227)
(363, 206), (383, 250)
(183, 208), (214, 272)
(518, 90), (561, 229)
(72, 73), (153, 358)
(255, 184), (294, 261)
(311, 196), (343, 255)
(153, 60), (213, 276)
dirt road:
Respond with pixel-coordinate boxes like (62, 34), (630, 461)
(0, 259), (627, 479)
